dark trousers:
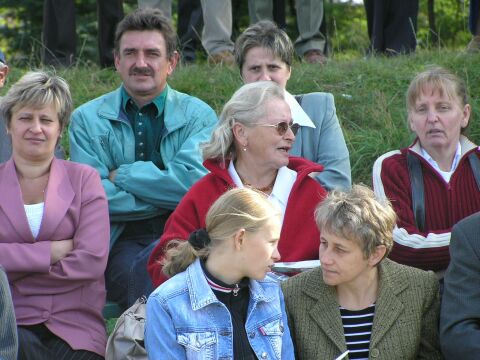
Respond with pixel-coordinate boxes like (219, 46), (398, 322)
(98, 0), (124, 67)
(18, 325), (103, 360)
(42, 0), (123, 67)
(105, 213), (170, 311)
(364, 0), (419, 55)
(471, 0), (480, 35)
(42, 0), (76, 66)
(177, 0), (203, 63)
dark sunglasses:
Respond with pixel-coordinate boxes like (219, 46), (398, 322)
(253, 121), (300, 136)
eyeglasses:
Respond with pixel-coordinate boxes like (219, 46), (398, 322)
(253, 121), (300, 136)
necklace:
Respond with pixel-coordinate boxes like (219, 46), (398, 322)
(237, 173), (275, 193)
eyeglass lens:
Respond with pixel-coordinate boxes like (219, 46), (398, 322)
(277, 122), (300, 136)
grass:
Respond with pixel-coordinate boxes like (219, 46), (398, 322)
(2, 48), (480, 185)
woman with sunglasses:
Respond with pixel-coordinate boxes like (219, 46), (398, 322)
(148, 81), (327, 286)
(235, 20), (351, 191)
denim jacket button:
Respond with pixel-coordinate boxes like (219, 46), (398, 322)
(219, 331), (230, 336)
(261, 352), (268, 359)
(249, 332), (256, 339)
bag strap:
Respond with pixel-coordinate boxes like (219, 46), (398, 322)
(294, 95), (304, 106)
(406, 152), (426, 232)
(468, 152), (480, 190)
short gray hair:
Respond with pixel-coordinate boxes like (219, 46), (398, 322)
(201, 81), (284, 162)
(0, 71), (72, 131)
(234, 20), (294, 71)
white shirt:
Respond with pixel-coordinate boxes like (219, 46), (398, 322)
(24, 202), (45, 239)
(228, 162), (297, 224)
(284, 90), (316, 128)
(419, 142), (461, 183)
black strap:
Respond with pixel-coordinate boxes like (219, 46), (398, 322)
(406, 151), (480, 232)
(406, 152), (426, 232)
(468, 153), (480, 190)
(294, 95), (304, 106)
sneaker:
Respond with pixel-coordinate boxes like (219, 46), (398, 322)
(208, 50), (235, 66)
(303, 49), (327, 65)
(467, 35), (480, 53)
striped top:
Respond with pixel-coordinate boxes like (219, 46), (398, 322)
(340, 304), (375, 360)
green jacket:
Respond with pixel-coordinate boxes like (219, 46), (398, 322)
(281, 259), (443, 360)
(69, 85), (217, 246)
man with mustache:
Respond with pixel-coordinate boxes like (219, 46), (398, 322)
(69, 8), (217, 310)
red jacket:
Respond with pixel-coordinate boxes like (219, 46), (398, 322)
(148, 156), (327, 287)
(373, 136), (480, 271)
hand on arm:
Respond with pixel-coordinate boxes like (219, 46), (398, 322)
(69, 110), (159, 220)
(13, 169), (110, 294)
(50, 239), (74, 265)
(109, 169), (117, 182)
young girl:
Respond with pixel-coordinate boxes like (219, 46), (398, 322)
(145, 188), (294, 359)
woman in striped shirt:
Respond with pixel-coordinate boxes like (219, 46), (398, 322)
(282, 184), (443, 359)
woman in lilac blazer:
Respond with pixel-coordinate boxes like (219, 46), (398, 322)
(0, 71), (109, 359)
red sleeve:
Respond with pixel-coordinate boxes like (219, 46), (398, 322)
(147, 178), (224, 287)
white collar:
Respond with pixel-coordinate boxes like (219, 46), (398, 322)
(284, 90), (316, 128)
(228, 162), (297, 222)
(420, 142), (461, 182)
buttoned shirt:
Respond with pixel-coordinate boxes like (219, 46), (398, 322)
(121, 86), (167, 168)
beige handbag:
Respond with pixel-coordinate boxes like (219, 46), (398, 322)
(105, 296), (148, 360)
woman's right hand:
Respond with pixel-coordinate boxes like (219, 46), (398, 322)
(50, 239), (74, 265)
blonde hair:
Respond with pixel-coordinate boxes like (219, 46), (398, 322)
(0, 71), (72, 132)
(162, 188), (280, 277)
(201, 81), (284, 162)
(406, 66), (469, 133)
(315, 184), (396, 260)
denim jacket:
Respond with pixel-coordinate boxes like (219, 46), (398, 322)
(145, 259), (295, 360)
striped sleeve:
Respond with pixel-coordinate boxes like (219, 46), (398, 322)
(372, 151), (450, 271)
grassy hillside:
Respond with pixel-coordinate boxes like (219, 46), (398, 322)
(3, 48), (480, 185)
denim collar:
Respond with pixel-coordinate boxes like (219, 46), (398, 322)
(186, 258), (275, 311)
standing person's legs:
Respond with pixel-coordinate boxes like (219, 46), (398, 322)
(383, 0), (418, 54)
(177, 0), (203, 64)
(248, 0), (273, 23)
(363, 0), (386, 53)
(200, 0), (235, 64)
(467, 0), (480, 52)
(293, 0), (327, 63)
(138, 0), (172, 19)
(97, 0), (124, 68)
(42, 0), (76, 66)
